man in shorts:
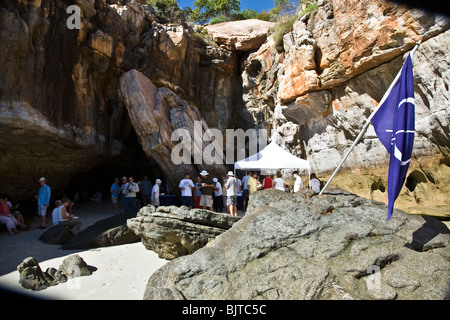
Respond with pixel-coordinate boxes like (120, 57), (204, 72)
(37, 177), (51, 229)
(179, 173), (195, 209)
(225, 171), (238, 217)
(199, 170), (214, 211)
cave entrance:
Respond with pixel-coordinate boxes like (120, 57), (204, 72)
(65, 129), (166, 203)
(405, 170), (428, 192)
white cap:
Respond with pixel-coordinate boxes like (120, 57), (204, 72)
(39, 177), (46, 182)
(156, 179), (162, 184)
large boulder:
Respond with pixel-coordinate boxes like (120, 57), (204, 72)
(127, 205), (241, 260)
(205, 19), (275, 51)
(39, 225), (74, 245)
(145, 188), (450, 300)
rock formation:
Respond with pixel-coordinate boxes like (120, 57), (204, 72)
(205, 19), (275, 51)
(127, 205), (241, 260)
(62, 210), (140, 249)
(17, 254), (94, 291)
(0, 0), (448, 219)
(119, 69), (228, 189)
(240, 0), (450, 216)
(145, 189), (450, 300)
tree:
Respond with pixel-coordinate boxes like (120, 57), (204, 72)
(148, 0), (191, 23)
(191, 0), (241, 24)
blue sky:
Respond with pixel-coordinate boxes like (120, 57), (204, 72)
(178, 0), (275, 13)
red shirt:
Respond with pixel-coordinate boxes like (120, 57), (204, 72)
(0, 202), (9, 216)
(263, 177), (273, 189)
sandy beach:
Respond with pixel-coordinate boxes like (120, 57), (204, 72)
(0, 200), (168, 300)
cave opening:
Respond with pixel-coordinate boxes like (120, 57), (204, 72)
(405, 170), (428, 192)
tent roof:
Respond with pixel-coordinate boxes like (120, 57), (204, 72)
(235, 142), (310, 170)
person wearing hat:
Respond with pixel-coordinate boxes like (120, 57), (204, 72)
(293, 171), (303, 193)
(199, 170), (214, 211)
(179, 173), (195, 209)
(225, 171), (238, 217)
(37, 177), (51, 229)
(152, 179), (162, 207)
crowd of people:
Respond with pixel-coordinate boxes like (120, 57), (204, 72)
(175, 170), (322, 216)
(1, 171), (322, 235)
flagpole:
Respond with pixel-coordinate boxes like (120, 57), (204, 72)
(318, 42), (421, 196)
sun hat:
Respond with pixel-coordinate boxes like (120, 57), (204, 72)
(227, 171), (234, 176)
(39, 177), (46, 182)
(156, 179), (162, 184)
(213, 178), (218, 182)
(199, 170), (209, 176)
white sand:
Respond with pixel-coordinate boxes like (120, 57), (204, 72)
(0, 243), (167, 299)
(0, 201), (168, 300)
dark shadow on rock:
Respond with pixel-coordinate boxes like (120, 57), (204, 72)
(62, 210), (140, 250)
(405, 215), (450, 252)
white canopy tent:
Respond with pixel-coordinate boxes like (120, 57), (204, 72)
(234, 142), (310, 177)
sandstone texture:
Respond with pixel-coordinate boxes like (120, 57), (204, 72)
(205, 19), (275, 51)
(145, 189), (450, 300)
(127, 205), (241, 260)
(119, 69), (228, 189)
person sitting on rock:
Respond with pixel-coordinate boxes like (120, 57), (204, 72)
(0, 194), (27, 234)
(54, 198), (82, 235)
(51, 200), (62, 225)
(3, 194), (29, 230)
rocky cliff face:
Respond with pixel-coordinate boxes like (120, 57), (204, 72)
(0, 0), (245, 198)
(241, 0), (450, 216)
(0, 0), (449, 215)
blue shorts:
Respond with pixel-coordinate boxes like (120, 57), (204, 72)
(38, 205), (48, 216)
(182, 196), (193, 207)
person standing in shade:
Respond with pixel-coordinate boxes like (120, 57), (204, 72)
(152, 179), (162, 207)
(124, 176), (140, 212)
(241, 172), (251, 211)
(37, 177), (51, 229)
(179, 173), (195, 209)
(309, 173), (321, 194)
(110, 178), (120, 214)
(293, 171), (303, 193)
(212, 177), (223, 213)
(225, 171), (238, 217)
(120, 177), (128, 213)
(194, 176), (203, 209)
(141, 176), (152, 206)
(199, 170), (214, 211)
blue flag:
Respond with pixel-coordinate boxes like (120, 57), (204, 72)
(371, 55), (415, 220)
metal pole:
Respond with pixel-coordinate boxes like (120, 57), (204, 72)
(318, 42), (421, 195)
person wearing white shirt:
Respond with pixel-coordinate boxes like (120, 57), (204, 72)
(124, 176), (140, 212)
(293, 171), (303, 193)
(152, 179), (162, 207)
(179, 173), (195, 209)
(309, 173), (321, 194)
(273, 172), (286, 191)
(225, 171), (238, 217)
